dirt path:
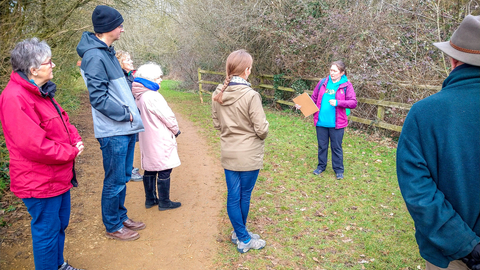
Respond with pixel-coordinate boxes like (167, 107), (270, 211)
(0, 93), (226, 269)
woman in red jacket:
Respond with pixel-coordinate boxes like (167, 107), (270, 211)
(0, 38), (84, 270)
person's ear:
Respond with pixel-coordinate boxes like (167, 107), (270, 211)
(30, 67), (38, 76)
(450, 57), (462, 69)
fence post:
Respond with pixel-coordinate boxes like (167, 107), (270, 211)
(377, 92), (385, 121)
(259, 75), (264, 96)
(198, 67), (204, 104)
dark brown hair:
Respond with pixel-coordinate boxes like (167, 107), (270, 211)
(213, 49), (253, 104)
(331, 60), (347, 76)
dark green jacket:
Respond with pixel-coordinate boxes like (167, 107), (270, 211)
(397, 64), (480, 268)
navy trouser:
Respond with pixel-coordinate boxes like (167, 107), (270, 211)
(315, 126), (344, 174)
(23, 190), (70, 270)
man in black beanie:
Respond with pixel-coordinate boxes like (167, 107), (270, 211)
(76, 5), (146, 241)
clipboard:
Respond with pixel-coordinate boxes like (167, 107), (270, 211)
(293, 93), (319, 117)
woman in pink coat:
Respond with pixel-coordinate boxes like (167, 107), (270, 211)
(131, 63), (181, 210)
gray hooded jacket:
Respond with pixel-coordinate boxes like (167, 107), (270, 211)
(76, 32), (144, 138)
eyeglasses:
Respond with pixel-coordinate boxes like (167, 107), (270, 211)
(118, 24), (124, 29)
(40, 59), (54, 67)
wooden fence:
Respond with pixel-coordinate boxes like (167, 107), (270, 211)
(198, 68), (421, 132)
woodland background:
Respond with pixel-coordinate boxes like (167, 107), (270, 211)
(1, 0), (479, 95)
(0, 0), (479, 189)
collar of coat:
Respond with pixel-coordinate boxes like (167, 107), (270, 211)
(230, 76), (251, 87)
(14, 71), (57, 98)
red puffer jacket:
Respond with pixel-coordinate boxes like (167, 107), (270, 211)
(0, 72), (81, 198)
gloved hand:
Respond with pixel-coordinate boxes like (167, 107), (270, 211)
(175, 130), (181, 137)
(462, 243), (480, 270)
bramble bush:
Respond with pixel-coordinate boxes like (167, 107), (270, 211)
(163, 0), (478, 129)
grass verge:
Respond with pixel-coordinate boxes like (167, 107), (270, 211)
(159, 80), (424, 269)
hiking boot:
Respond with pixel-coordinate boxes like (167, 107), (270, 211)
(231, 230), (260, 244)
(313, 168), (323, 176)
(336, 173), (344, 180)
(105, 227), (140, 241)
(123, 218), (146, 231)
(130, 168), (143, 182)
(58, 261), (84, 270)
(237, 238), (266, 254)
(157, 176), (182, 211)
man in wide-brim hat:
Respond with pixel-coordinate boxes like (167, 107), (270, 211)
(397, 15), (480, 270)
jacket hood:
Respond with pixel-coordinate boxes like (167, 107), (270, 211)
(214, 84), (253, 106)
(132, 81), (151, 99)
(323, 75), (350, 89)
(76, 31), (110, 58)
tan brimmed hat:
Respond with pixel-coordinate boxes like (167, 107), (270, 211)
(433, 15), (480, 67)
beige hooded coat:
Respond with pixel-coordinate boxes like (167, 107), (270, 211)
(212, 84), (269, 171)
(132, 82), (180, 171)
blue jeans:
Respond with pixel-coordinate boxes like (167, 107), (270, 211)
(225, 169), (259, 242)
(22, 190), (70, 270)
(97, 134), (135, 233)
(316, 126), (344, 173)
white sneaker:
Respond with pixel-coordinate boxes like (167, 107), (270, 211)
(237, 238), (266, 253)
(231, 230), (260, 244)
(130, 168), (143, 182)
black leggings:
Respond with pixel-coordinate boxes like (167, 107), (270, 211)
(144, 169), (172, 179)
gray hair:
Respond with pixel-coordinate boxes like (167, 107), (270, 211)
(134, 63), (163, 82)
(11, 38), (51, 76)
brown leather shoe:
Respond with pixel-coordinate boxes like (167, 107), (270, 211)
(123, 218), (146, 231)
(105, 227), (140, 241)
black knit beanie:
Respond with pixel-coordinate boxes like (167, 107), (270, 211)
(92, 5), (124, 33)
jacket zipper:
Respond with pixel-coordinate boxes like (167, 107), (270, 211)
(48, 96), (72, 145)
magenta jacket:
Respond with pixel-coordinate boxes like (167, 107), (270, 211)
(0, 72), (81, 199)
(311, 77), (357, 129)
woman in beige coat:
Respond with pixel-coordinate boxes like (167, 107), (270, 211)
(212, 49), (269, 254)
(132, 63), (181, 210)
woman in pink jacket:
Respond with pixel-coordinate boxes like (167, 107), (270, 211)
(131, 63), (181, 210)
(309, 60), (357, 179)
(0, 38), (84, 270)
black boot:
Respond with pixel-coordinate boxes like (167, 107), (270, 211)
(143, 174), (158, 209)
(157, 176), (181, 211)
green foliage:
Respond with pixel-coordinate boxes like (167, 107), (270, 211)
(307, 1), (328, 18)
(161, 82), (422, 269)
(273, 73), (285, 101)
(52, 67), (85, 113)
(291, 79), (310, 95)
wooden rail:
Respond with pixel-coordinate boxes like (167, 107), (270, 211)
(197, 68), (422, 132)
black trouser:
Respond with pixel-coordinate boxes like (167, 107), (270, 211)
(315, 126), (344, 174)
(144, 169), (172, 179)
